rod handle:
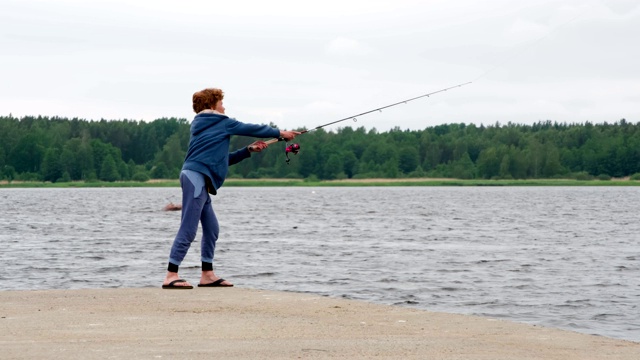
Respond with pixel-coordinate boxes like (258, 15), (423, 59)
(264, 137), (285, 145)
(264, 130), (307, 145)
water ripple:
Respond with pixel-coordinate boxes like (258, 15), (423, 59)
(1, 186), (639, 342)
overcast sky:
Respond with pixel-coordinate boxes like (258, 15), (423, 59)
(1, 0), (638, 132)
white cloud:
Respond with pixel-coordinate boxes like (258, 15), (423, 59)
(503, 18), (550, 44)
(601, 0), (640, 14)
(325, 37), (373, 57)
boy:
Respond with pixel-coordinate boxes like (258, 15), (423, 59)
(162, 88), (299, 289)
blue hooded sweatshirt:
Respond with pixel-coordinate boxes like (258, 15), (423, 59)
(182, 112), (280, 193)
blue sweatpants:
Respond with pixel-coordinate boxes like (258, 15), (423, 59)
(168, 170), (219, 266)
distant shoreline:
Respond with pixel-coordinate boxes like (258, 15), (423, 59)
(1, 177), (639, 188)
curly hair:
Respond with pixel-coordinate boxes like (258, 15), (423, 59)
(192, 88), (224, 113)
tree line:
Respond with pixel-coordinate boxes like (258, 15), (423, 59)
(1, 115), (639, 182)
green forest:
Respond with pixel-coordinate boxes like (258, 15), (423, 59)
(1, 115), (639, 183)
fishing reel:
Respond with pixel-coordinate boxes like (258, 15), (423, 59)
(285, 143), (300, 164)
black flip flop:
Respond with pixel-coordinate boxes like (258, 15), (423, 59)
(197, 278), (233, 287)
(162, 279), (193, 289)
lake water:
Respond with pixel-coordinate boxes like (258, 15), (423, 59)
(1, 186), (638, 342)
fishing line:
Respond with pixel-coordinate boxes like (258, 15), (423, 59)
(471, 12), (584, 83)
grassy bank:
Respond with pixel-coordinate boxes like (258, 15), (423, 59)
(1, 178), (639, 188)
(0, 180), (179, 189)
(224, 178), (640, 187)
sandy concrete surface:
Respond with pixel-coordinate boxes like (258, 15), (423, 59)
(0, 288), (637, 359)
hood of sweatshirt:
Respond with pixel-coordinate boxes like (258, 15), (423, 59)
(191, 112), (228, 136)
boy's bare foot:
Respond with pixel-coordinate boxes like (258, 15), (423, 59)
(200, 270), (233, 286)
(162, 272), (193, 289)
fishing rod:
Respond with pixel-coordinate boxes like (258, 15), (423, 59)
(264, 81), (472, 163)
